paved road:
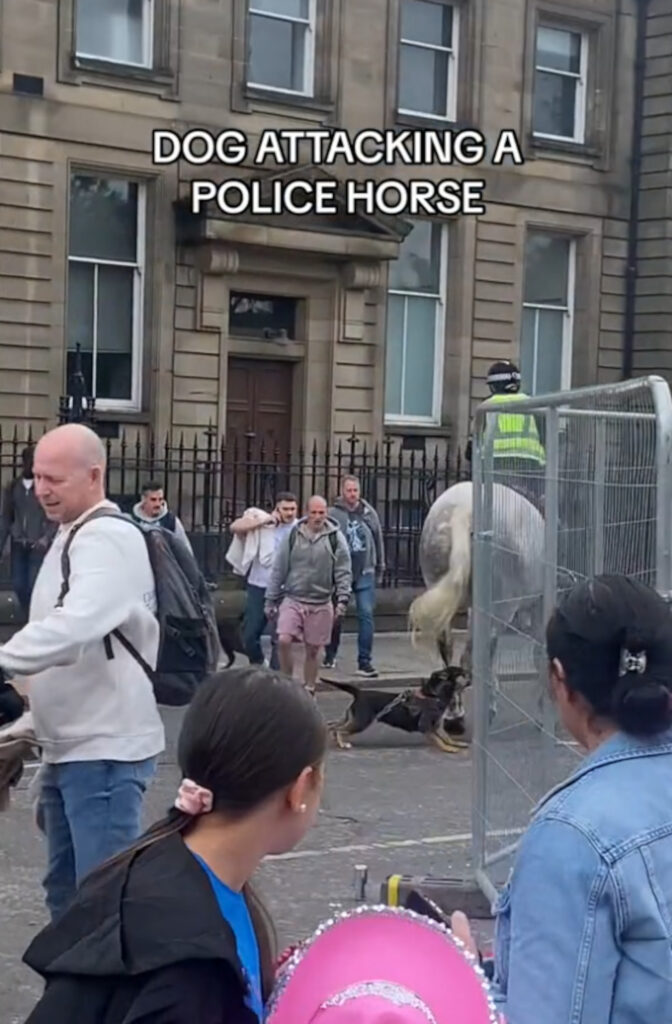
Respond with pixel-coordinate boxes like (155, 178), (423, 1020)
(1, 688), (480, 1022)
(0, 635), (579, 1021)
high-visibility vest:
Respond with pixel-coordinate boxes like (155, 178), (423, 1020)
(485, 392), (546, 464)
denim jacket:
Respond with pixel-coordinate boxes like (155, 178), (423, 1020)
(491, 729), (672, 1023)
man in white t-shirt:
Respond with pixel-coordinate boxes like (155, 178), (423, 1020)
(229, 492), (298, 668)
(0, 424), (164, 921)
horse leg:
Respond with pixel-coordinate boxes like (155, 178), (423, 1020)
(437, 631), (453, 669)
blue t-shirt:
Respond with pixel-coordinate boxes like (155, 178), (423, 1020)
(193, 854), (263, 1021)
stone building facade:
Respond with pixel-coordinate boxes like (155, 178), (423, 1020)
(0, 0), (668, 455)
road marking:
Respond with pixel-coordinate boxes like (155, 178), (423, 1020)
(267, 828), (523, 861)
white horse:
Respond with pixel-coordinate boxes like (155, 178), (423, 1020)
(409, 481), (546, 714)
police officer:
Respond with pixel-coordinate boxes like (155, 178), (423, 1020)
(468, 360), (546, 507)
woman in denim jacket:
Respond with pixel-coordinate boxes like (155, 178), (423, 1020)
(453, 574), (672, 1023)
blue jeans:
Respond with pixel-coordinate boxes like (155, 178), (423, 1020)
(326, 576), (376, 667)
(243, 583), (279, 669)
(39, 757), (156, 921)
(10, 543), (44, 616)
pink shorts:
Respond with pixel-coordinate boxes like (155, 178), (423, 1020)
(277, 597), (334, 648)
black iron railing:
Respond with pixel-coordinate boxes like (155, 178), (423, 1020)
(0, 426), (468, 587)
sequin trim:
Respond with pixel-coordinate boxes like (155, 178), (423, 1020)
(321, 980), (438, 1022)
(264, 903), (500, 1023)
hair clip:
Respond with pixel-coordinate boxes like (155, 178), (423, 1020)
(619, 649), (647, 676)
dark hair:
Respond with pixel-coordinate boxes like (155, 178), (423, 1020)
(105, 667), (327, 996)
(274, 491), (297, 504)
(142, 480), (163, 494)
(546, 574), (672, 737)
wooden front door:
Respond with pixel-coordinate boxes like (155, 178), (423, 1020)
(226, 358), (293, 455)
(225, 358), (295, 513)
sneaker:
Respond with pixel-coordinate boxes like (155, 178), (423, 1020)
(323, 657), (337, 669)
(356, 665), (378, 678)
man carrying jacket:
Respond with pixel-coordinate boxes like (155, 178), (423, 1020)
(265, 495), (351, 694)
(325, 475), (386, 677)
(0, 446), (55, 617)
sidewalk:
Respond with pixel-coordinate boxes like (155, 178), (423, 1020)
(260, 629), (467, 689)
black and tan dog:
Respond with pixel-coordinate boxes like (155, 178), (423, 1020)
(323, 666), (469, 753)
(217, 615), (244, 668)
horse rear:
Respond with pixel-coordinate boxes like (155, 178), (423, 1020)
(409, 481), (545, 668)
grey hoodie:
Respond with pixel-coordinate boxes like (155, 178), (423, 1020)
(328, 497), (386, 583)
(266, 517), (352, 606)
(131, 501), (193, 555)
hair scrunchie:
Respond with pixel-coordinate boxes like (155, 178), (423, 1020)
(175, 778), (213, 815)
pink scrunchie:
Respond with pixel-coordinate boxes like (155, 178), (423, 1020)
(174, 778), (213, 815)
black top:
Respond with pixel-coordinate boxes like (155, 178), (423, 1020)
(23, 832), (260, 1024)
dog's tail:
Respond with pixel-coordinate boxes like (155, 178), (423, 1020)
(319, 677), (362, 697)
(409, 502), (471, 646)
(221, 647), (236, 668)
(217, 634), (237, 669)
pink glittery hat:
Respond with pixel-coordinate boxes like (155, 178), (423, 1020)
(266, 905), (503, 1024)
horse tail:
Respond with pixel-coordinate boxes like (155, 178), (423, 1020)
(409, 503), (471, 645)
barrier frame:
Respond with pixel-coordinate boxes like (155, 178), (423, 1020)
(470, 376), (672, 905)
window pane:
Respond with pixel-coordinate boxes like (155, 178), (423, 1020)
(66, 261), (94, 353)
(533, 69), (577, 138)
(520, 306), (537, 393)
(403, 296), (436, 417)
(401, 0), (452, 47)
(249, 13), (306, 90)
(399, 44), (449, 116)
(389, 221), (442, 293)
(535, 309), (564, 394)
(65, 349), (94, 398)
(229, 292), (297, 338)
(70, 175), (138, 262)
(524, 233), (570, 306)
(96, 265), (134, 400)
(385, 294), (405, 417)
(521, 307), (565, 394)
(536, 26), (581, 75)
(76, 0), (148, 65)
(251, 0), (309, 17)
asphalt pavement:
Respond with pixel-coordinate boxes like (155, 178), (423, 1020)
(0, 631), (577, 1021)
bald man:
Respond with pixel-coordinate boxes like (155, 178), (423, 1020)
(265, 496), (352, 693)
(0, 424), (163, 921)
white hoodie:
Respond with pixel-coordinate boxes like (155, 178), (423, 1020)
(0, 500), (165, 764)
(132, 499), (193, 555)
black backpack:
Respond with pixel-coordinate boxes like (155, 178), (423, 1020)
(56, 508), (221, 707)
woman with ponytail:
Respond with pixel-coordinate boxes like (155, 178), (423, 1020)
(22, 666), (327, 1024)
(454, 574), (672, 1023)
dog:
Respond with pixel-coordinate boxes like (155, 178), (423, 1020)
(323, 666), (469, 753)
(216, 615), (245, 668)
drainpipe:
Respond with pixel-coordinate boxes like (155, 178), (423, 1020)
(622, 0), (649, 379)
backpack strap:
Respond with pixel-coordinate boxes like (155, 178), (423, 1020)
(56, 507), (135, 608)
(287, 524), (339, 589)
(107, 627), (156, 680)
(287, 524), (337, 557)
(55, 508), (155, 681)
